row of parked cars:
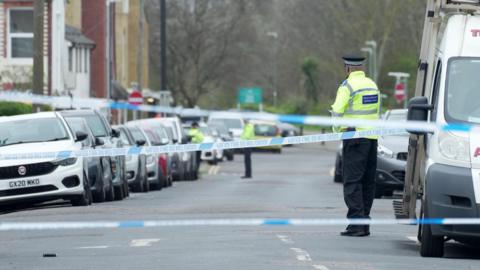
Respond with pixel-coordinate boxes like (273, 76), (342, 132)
(0, 110), (215, 208)
(0, 109), (302, 209)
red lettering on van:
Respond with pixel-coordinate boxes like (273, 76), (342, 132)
(472, 29), (480, 37)
(475, 147), (480, 158)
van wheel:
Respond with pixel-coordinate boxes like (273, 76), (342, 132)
(420, 204), (445, 257)
(93, 167), (106, 203)
(72, 173), (92, 207)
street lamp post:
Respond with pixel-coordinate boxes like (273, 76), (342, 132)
(361, 47), (374, 79)
(267, 31), (278, 107)
(365, 40), (378, 82)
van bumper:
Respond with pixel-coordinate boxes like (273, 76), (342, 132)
(426, 163), (480, 243)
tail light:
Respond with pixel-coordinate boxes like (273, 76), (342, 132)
(158, 155), (168, 177)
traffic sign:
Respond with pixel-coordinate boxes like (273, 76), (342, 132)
(394, 83), (406, 104)
(129, 90), (143, 106)
(238, 87), (263, 105)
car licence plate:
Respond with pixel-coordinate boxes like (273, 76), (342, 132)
(8, 179), (40, 189)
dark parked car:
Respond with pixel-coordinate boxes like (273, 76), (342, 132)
(333, 109), (409, 198)
(65, 117), (107, 203)
(60, 110), (128, 201)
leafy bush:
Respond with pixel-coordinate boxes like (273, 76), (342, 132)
(0, 102), (33, 116)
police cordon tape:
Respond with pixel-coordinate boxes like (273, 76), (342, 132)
(0, 91), (476, 134)
(1, 218), (480, 231)
(0, 128), (406, 160)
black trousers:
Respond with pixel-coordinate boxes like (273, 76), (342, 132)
(342, 138), (377, 232)
(244, 148), (252, 177)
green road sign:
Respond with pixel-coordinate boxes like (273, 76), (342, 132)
(238, 87), (263, 105)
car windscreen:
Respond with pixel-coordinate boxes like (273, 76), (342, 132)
(0, 117), (69, 147)
(445, 58), (480, 124)
(128, 127), (147, 142)
(74, 115), (109, 137)
(209, 118), (242, 129)
(209, 123), (229, 136)
(118, 129), (132, 146)
(254, 124), (277, 136)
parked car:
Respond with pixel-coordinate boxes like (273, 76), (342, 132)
(333, 109), (409, 198)
(114, 125), (151, 192)
(65, 117), (109, 203)
(128, 121), (172, 187)
(199, 123), (224, 164)
(277, 122), (301, 138)
(208, 122), (234, 161)
(251, 120), (282, 153)
(208, 112), (245, 141)
(59, 110), (127, 201)
(153, 118), (196, 181)
(0, 112), (92, 206)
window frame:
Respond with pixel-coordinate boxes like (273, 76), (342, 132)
(7, 7), (34, 63)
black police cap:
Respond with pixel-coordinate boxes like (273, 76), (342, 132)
(342, 54), (366, 66)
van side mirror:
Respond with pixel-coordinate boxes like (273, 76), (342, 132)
(75, 131), (88, 142)
(95, 137), (105, 146)
(136, 139), (146, 147)
(407, 96), (433, 135)
(181, 136), (190, 144)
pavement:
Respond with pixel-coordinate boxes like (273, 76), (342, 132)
(1, 143), (480, 270)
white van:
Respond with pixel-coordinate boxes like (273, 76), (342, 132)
(407, 14), (480, 256)
(208, 112), (245, 141)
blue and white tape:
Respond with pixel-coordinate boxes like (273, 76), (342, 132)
(0, 128), (406, 161)
(0, 218), (479, 231)
(0, 91), (476, 134)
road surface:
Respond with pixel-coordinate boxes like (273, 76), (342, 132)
(1, 144), (479, 269)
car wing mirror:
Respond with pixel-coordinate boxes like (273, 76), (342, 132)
(75, 131), (88, 142)
(136, 139), (146, 147)
(111, 128), (121, 138)
(95, 137), (105, 146)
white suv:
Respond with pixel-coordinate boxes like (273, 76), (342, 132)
(0, 112), (91, 206)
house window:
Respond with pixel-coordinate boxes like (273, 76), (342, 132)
(68, 47), (73, 72)
(76, 48), (80, 72)
(8, 9), (34, 59)
(84, 49), (89, 73)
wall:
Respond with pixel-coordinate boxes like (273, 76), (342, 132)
(65, 0), (81, 29)
(82, 0), (106, 98)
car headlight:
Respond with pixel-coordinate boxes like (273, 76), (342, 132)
(146, 155), (155, 164)
(378, 145), (394, 159)
(439, 131), (471, 163)
(53, 158), (78, 166)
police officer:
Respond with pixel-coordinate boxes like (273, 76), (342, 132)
(241, 119), (255, 179)
(188, 122), (205, 172)
(331, 55), (381, 237)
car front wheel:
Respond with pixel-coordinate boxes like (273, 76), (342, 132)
(71, 173), (92, 207)
(420, 203), (445, 257)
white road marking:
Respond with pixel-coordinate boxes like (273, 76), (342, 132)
(407, 236), (419, 244)
(312, 265), (330, 270)
(329, 167), (335, 177)
(129, 239), (161, 247)
(76, 246), (109, 249)
(290, 247), (312, 262)
(276, 234), (294, 244)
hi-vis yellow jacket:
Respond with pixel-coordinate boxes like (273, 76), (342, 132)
(331, 71), (380, 138)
